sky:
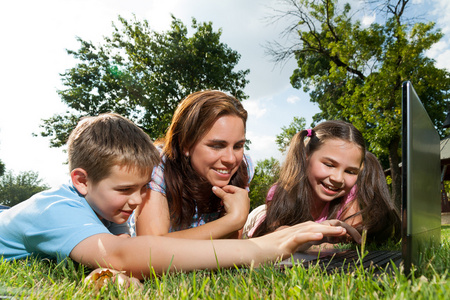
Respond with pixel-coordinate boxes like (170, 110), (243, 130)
(1, 0), (450, 188)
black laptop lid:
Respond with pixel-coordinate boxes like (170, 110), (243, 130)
(401, 81), (441, 270)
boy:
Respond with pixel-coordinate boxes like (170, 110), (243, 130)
(0, 113), (356, 279)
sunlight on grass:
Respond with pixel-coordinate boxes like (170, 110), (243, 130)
(1, 228), (450, 298)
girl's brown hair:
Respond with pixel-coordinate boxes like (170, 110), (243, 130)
(253, 120), (366, 237)
(354, 152), (401, 243)
(160, 90), (249, 229)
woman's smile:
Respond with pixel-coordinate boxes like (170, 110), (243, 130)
(189, 115), (246, 187)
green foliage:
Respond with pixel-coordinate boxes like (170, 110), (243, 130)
(0, 159), (5, 177)
(0, 170), (49, 207)
(270, 0), (450, 206)
(38, 15), (249, 147)
(249, 157), (280, 210)
(275, 116), (306, 153)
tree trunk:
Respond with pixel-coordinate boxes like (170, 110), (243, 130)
(388, 135), (402, 209)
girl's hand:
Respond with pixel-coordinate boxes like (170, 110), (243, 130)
(212, 185), (250, 230)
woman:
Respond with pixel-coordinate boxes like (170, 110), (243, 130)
(135, 90), (254, 239)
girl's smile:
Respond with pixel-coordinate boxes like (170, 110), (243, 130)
(307, 138), (363, 213)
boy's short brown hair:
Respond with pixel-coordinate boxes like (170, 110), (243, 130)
(68, 113), (159, 184)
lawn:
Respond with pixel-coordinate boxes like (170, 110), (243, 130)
(1, 226), (450, 299)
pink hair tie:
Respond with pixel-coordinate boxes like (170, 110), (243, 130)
(306, 129), (313, 137)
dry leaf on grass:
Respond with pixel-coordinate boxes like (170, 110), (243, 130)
(84, 268), (143, 289)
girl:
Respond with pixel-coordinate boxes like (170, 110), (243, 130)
(135, 90), (253, 239)
(244, 120), (400, 244)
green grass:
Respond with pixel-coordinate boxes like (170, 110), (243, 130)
(2, 227), (450, 299)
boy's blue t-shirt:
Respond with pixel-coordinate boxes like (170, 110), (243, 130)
(0, 181), (129, 261)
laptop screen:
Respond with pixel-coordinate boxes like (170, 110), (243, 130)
(401, 81), (441, 270)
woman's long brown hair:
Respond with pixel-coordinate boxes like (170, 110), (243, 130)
(160, 90), (249, 229)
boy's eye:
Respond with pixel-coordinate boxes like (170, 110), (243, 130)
(116, 187), (133, 193)
(234, 143), (244, 150)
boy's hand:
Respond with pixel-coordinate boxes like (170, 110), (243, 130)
(252, 221), (350, 261)
(271, 220), (361, 250)
(318, 219), (362, 244)
(212, 185), (250, 229)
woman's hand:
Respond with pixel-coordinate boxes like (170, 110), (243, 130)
(212, 185), (250, 229)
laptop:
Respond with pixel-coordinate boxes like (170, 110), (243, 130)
(279, 81), (442, 274)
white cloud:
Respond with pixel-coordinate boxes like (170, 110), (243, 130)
(428, 2), (450, 38)
(286, 95), (301, 104)
(427, 40), (450, 71)
(243, 100), (268, 119)
(361, 14), (376, 27)
(424, 2), (450, 72)
(245, 132), (280, 163)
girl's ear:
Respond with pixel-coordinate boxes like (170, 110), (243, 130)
(71, 168), (89, 196)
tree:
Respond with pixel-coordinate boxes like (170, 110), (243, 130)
(267, 0), (450, 207)
(275, 116), (306, 153)
(38, 15), (249, 147)
(249, 117), (304, 208)
(0, 159), (5, 177)
(249, 158), (280, 210)
(0, 171), (49, 207)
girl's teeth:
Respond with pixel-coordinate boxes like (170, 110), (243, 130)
(325, 184), (338, 191)
(216, 169), (229, 174)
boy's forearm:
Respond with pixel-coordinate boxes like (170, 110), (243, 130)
(107, 226), (334, 278)
(71, 222), (348, 280)
(104, 236), (264, 279)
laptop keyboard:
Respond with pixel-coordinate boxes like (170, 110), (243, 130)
(304, 250), (402, 273)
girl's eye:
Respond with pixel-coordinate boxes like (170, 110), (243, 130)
(324, 163), (333, 168)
